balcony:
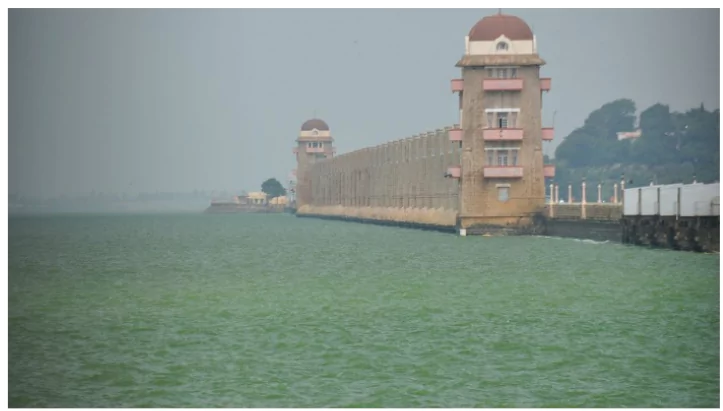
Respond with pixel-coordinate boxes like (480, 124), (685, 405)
(543, 164), (555, 178)
(449, 128), (463, 142)
(306, 147), (325, 153)
(540, 78), (551, 92)
(483, 78), (523, 91)
(446, 166), (461, 179)
(483, 128), (524, 141)
(451, 79), (464, 93)
(483, 166), (523, 178)
(542, 127), (554, 141)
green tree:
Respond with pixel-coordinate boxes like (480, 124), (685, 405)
(261, 178), (287, 199)
(631, 103), (676, 165)
(551, 99), (718, 199)
(555, 99), (637, 168)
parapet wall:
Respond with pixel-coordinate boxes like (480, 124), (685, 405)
(297, 126), (461, 227)
(546, 203), (623, 221)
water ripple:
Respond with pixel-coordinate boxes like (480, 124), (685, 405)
(8, 213), (720, 407)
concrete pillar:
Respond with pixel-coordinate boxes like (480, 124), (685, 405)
(436, 130), (445, 209)
(568, 184), (572, 203)
(554, 184), (559, 204)
(549, 183), (555, 218)
(385, 144), (391, 207)
(581, 179), (587, 219)
(417, 134), (433, 208)
(597, 183), (602, 203)
(379, 146), (384, 207)
(353, 154), (357, 207)
(443, 130), (452, 210)
(343, 160), (347, 207)
(392, 142), (397, 208)
(380, 146), (384, 206)
(415, 136), (421, 208)
(613, 183), (618, 204)
(371, 148), (376, 207)
(420, 136), (427, 208)
(381, 145), (387, 207)
(394, 142), (399, 208)
(363, 149), (369, 207)
(620, 174), (626, 204)
(410, 137), (417, 208)
(399, 140), (405, 208)
(402, 139), (409, 208)
(548, 183), (554, 205)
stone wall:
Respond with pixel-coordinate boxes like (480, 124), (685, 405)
(296, 127), (461, 227)
(622, 216), (719, 253)
(544, 219), (622, 243)
(545, 203), (623, 221)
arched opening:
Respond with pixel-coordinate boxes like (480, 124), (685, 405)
(496, 41), (509, 51)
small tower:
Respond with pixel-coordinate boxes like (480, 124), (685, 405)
(294, 118), (335, 207)
(450, 12), (554, 232)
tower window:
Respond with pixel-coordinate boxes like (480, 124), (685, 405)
(497, 150), (509, 166)
(486, 111), (518, 129)
(498, 187), (509, 202)
(496, 41), (509, 51)
(486, 67), (518, 78)
(497, 112), (508, 128)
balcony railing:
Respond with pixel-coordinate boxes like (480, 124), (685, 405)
(451, 79), (464, 93)
(449, 128), (463, 142)
(542, 127), (554, 141)
(483, 166), (524, 178)
(543, 164), (555, 178)
(483, 128), (524, 141)
(483, 78), (523, 91)
(540, 78), (551, 92)
(306, 147), (325, 153)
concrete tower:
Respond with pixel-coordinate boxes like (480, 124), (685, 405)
(294, 118), (335, 207)
(450, 12), (554, 232)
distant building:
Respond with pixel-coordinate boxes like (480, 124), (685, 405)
(294, 118), (336, 206)
(269, 196), (288, 206)
(247, 191), (268, 205)
(617, 130), (642, 141)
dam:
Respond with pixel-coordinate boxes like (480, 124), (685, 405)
(287, 11), (719, 252)
(293, 12), (556, 235)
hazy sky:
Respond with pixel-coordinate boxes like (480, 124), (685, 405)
(8, 8), (720, 197)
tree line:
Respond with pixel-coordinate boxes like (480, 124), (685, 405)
(550, 99), (719, 202)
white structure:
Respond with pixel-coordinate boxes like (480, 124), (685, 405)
(623, 182), (720, 217)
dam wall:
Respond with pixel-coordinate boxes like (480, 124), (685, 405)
(621, 182), (720, 253)
(296, 126), (462, 228)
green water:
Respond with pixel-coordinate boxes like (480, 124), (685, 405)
(8, 213), (720, 407)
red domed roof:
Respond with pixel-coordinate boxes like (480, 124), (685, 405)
(468, 13), (534, 42)
(300, 118), (329, 131)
